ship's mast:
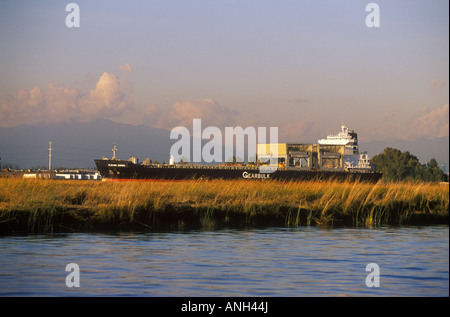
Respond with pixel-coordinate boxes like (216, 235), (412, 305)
(340, 122), (348, 137)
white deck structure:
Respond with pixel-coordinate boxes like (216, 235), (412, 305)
(318, 123), (372, 170)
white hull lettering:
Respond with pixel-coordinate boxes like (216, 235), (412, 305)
(242, 171), (270, 179)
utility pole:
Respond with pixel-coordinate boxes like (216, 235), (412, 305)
(112, 144), (117, 160)
(48, 141), (52, 171)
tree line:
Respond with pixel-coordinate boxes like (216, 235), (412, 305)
(371, 147), (448, 182)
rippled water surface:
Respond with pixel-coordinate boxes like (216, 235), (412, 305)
(0, 226), (448, 296)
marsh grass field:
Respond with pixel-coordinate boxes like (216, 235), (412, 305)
(0, 177), (448, 234)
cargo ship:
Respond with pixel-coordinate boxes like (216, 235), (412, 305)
(94, 123), (382, 182)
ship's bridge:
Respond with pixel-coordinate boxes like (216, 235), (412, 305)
(318, 123), (359, 155)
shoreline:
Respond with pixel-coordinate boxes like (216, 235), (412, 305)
(0, 178), (448, 234)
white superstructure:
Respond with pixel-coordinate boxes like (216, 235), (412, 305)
(318, 123), (373, 170)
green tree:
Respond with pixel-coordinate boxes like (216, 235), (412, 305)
(371, 147), (448, 182)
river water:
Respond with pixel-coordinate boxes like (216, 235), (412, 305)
(0, 225), (448, 297)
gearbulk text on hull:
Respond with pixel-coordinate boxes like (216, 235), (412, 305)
(94, 123), (382, 182)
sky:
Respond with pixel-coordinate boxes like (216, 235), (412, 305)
(0, 0), (448, 144)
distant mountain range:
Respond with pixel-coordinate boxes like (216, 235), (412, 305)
(0, 119), (448, 172)
(0, 119), (172, 169)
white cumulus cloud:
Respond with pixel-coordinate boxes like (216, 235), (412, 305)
(408, 104), (449, 138)
(364, 104), (449, 140)
(119, 63), (133, 73)
(0, 72), (134, 127)
(148, 98), (238, 130)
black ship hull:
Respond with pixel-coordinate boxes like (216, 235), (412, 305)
(94, 159), (382, 182)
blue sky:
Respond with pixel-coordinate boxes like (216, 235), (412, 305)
(0, 0), (448, 143)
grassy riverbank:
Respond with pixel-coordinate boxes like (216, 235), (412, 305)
(0, 178), (448, 233)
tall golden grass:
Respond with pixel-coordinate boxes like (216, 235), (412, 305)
(0, 177), (448, 233)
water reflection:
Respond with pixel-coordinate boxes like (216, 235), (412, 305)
(0, 226), (448, 296)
